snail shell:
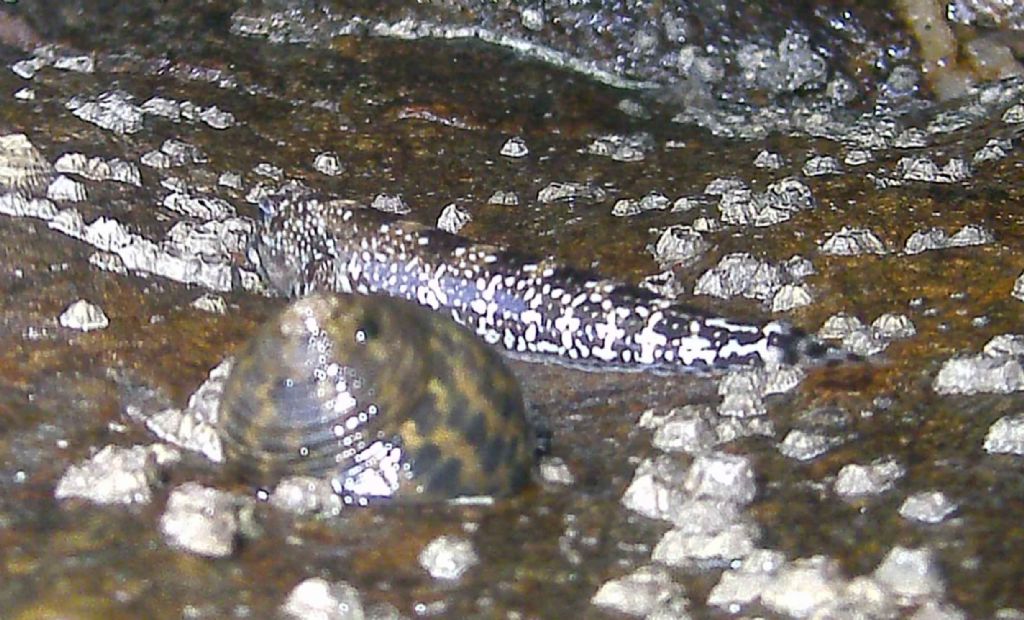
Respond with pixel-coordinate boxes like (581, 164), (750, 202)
(216, 291), (536, 505)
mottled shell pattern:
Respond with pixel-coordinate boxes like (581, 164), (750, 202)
(0, 133), (54, 193)
(216, 291), (536, 505)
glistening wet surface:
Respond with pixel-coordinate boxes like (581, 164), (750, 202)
(1, 1), (1024, 619)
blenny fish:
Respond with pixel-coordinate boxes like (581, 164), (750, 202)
(249, 192), (811, 374)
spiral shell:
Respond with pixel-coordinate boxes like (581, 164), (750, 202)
(216, 292), (536, 505)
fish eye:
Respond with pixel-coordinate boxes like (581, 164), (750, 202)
(355, 317), (380, 343)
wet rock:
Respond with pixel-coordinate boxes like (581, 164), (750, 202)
(872, 546), (944, 601)
(159, 482), (240, 558)
(834, 458), (904, 498)
(899, 491), (958, 524)
(58, 299), (109, 331)
(739, 31), (827, 95)
(55, 444), (180, 505)
(281, 578), (365, 620)
(983, 414), (1024, 455)
(590, 565), (687, 618)
(418, 535), (479, 580)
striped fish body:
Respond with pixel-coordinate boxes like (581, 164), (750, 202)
(251, 194), (800, 373)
